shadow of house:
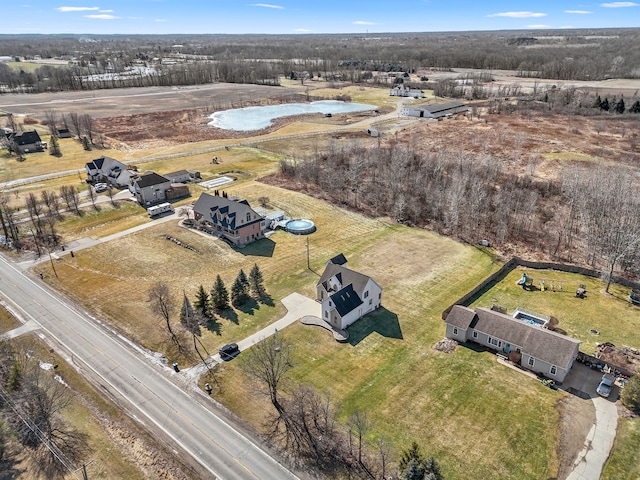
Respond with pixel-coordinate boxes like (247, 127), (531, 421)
(236, 237), (276, 257)
(347, 307), (402, 346)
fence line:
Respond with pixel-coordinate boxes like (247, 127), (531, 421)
(442, 256), (640, 320)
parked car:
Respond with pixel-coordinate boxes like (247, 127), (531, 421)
(94, 182), (108, 193)
(219, 343), (239, 360)
(596, 373), (615, 398)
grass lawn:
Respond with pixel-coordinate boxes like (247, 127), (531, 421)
(469, 267), (640, 354)
(601, 417), (640, 480)
(0, 305), (20, 333)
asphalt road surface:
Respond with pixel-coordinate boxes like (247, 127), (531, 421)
(0, 254), (300, 480)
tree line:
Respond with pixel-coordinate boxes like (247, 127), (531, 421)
(147, 264), (267, 362)
(277, 144), (640, 283)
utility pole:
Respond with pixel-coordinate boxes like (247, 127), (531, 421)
(306, 237), (310, 270)
(48, 248), (59, 279)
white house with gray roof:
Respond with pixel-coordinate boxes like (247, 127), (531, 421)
(316, 255), (382, 331)
(85, 156), (132, 187)
(444, 305), (581, 382)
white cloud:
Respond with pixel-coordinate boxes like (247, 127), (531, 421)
(488, 11), (547, 18)
(251, 3), (284, 9)
(353, 20), (376, 25)
(600, 1), (638, 6)
(564, 9), (592, 13)
(84, 14), (118, 19)
(528, 24), (551, 28)
(56, 6), (99, 12)
(99, 9), (113, 13)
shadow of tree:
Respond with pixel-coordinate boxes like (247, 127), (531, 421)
(258, 293), (275, 307)
(237, 298), (259, 316)
(203, 316), (222, 336)
(236, 238), (276, 258)
(0, 445), (26, 479)
(220, 308), (239, 324)
(347, 307), (403, 346)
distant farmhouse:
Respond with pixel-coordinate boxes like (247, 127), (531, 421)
(389, 84), (425, 98)
(129, 171), (189, 206)
(85, 156), (132, 188)
(316, 254), (383, 331)
(402, 101), (468, 119)
(444, 305), (581, 382)
(193, 192), (266, 247)
(7, 130), (44, 153)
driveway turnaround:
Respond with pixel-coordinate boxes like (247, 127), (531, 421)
(0, 254), (300, 480)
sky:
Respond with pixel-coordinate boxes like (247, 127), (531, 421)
(6, 1), (640, 35)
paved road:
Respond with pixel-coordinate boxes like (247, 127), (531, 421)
(0, 254), (300, 480)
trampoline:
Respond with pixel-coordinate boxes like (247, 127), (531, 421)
(285, 219), (316, 235)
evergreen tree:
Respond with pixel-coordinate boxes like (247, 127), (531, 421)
(615, 97), (625, 114)
(399, 441), (423, 472)
(593, 94), (602, 108)
(630, 100), (640, 114)
(82, 136), (91, 151)
(249, 263), (265, 298)
(600, 97), (610, 111)
(49, 135), (62, 157)
(238, 268), (249, 287)
(231, 272), (250, 307)
(210, 275), (229, 312)
(194, 284), (210, 318)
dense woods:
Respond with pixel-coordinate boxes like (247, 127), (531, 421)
(1, 28), (640, 93)
(277, 144), (640, 280)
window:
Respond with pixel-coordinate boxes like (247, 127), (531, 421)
(329, 301), (332, 307)
(528, 357), (535, 367)
(550, 365), (557, 375)
(472, 331), (478, 338)
(369, 299), (372, 305)
(489, 338), (501, 348)
(379, 293), (381, 299)
(453, 327), (458, 335)
(364, 290), (369, 299)
(324, 311), (328, 318)
(247, 213), (251, 222)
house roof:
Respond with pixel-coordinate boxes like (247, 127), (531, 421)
(164, 169), (190, 178)
(329, 253), (348, 266)
(446, 306), (581, 368)
(85, 155), (125, 172)
(134, 171), (171, 188)
(423, 101), (468, 114)
(445, 305), (477, 329)
(14, 130), (41, 145)
(193, 192), (261, 230)
(330, 284), (364, 317)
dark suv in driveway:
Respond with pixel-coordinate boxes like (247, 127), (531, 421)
(219, 343), (239, 360)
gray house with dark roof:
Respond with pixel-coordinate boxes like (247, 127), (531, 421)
(316, 255), (382, 331)
(444, 305), (581, 382)
(193, 192), (266, 247)
(11, 130), (44, 153)
(130, 171), (173, 205)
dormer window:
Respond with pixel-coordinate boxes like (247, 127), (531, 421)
(247, 213), (251, 222)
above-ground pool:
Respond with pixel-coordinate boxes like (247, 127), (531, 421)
(513, 308), (548, 327)
(285, 219), (316, 235)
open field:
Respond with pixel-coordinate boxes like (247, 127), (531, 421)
(469, 267), (640, 355)
(1, 327), (193, 480)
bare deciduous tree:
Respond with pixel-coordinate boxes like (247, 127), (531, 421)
(147, 282), (182, 350)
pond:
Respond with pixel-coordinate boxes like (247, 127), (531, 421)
(207, 100), (378, 131)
